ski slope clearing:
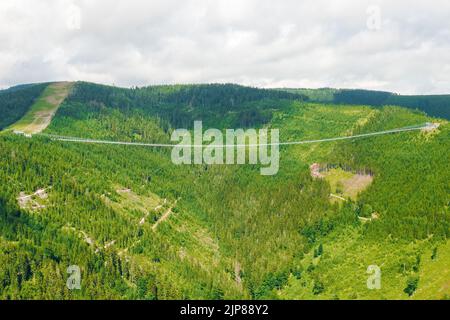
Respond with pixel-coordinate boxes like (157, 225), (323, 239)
(9, 82), (73, 134)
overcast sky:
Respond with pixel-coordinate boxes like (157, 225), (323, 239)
(0, 0), (449, 94)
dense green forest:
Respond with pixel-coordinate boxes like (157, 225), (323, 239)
(0, 82), (448, 300)
(0, 83), (48, 130)
(280, 88), (450, 120)
(67, 82), (307, 129)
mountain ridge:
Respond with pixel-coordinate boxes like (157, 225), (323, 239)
(0, 80), (448, 300)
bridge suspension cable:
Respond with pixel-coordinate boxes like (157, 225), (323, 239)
(32, 123), (431, 148)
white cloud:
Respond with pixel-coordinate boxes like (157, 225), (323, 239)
(66, 3), (82, 31)
(0, 0), (449, 94)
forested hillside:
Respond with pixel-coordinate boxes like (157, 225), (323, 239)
(0, 82), (448, 300)
(279, 88), (450, 120)
(0, 83), (48, 130)
(67, 82), (307, 129)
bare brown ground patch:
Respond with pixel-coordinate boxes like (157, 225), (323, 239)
(320, 167), (374, 201)
(342, 174), (374, 199)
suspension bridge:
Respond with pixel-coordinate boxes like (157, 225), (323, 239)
(13, 122), (438, 148)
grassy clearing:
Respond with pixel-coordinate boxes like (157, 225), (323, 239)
(414, 241), (450, 300)
(102, 186), (164, 224)
(323, 168), (373, 200)
(272, 103), (376, 163)
(9, 82), (73, 134)
(278, 227), (449, 300)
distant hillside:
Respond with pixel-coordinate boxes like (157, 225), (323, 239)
(1, 81), (308, 134)
(385, 94), (450, 119)
(8, 82), (74, 134)
(66, 82), (308, 129)
(0, 83), (48, 130)
(277, 88), (450, 119)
